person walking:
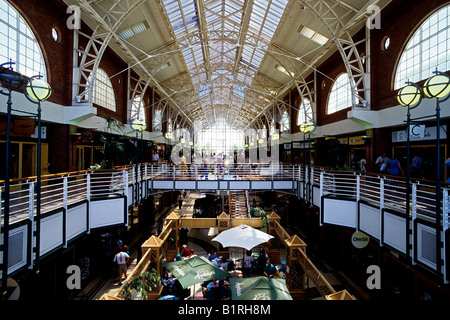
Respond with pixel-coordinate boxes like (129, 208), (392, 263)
(177, 192), (183, 210)
(113, 247), (130, 285)
(390, 158), (404, 176)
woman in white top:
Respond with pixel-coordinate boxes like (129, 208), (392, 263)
(243, 250), (254, 277)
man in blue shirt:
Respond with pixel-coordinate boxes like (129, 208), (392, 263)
(264, 258), (278, 278)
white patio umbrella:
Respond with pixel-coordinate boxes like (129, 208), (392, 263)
(212, 224), (274, 251)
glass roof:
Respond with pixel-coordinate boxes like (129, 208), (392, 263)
(162, 0), (288, 128)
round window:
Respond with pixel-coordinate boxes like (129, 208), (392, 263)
(381, 36), (390, 51)
(52, 27), (61, 43)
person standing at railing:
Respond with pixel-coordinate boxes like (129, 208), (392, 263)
(216, 152), (224, 179)
(445, 158), (450, 183)
(375, 153), (390, 174)
(152, 150), (159, 162)
(236, 149), (245, 178)
(411, 155), (424, 179)
(390, 158), (404, 176)
(180, 153), (188, 175)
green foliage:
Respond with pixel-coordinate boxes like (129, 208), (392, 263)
(250, 207), (270, 228)
(100, 134), (138, 168)
(97, 116), (139, 168)
(122, 268), (161, 300)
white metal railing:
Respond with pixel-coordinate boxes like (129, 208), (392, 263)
(140, 162), (298, 181)
(1, 169), (128, 226)
(1, 163), (449, 282)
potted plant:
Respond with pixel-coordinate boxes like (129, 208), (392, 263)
(250, 207), (270, 228)
(122, 268), (161, 300)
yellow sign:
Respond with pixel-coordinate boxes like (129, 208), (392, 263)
(338, 136), (365, 145)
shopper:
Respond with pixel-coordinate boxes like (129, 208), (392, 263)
(257, 248), (268, 274)
(180, 244), (191, 258)
(243, 250), (254, 277)
(207, 249), (217, 262)
(390, 157), (404, 176)
(177, 192), (183, 209)
(220, 282), (232, 300)
(113, 247), (130, 285)
(411, 155), (424, 179)
(264, 258), (278, 278)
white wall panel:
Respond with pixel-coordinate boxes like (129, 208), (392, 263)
(323, 198), (356, 228)
(383, 212), (406, 253)
(66, 202), (88, 241)
(90, 197), (125, 229)
(40, 211), (64, 256)
(360, 203), (380, 240)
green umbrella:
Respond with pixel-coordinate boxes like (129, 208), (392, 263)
(229, 277), (293, 300)
(164, 256), (230, 289)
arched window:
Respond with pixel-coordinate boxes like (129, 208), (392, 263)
(394, 5), (450, 89)
(0, 0), (46, 78)
(327, 73), (353, 114)
(297, 98), (313, 125)
(91, 68), (116, 111)
(130, 96), (146, 123)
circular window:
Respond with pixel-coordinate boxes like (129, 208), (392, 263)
(381, 36), (390, 51)
(322, 80), (326, 89)
(51, 27), (61, 43)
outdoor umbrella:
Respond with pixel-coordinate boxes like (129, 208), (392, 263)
(158, 295), (179, 300)
(229, 276), (292, 300)
(164, 256), (230, 289)
(212, 224), (274, 251)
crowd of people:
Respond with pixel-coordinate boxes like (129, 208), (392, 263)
(375, 152), (425, 178)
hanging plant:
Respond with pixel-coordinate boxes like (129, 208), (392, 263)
(122, 268), (161, 300)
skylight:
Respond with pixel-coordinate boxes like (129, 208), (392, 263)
(161, 0), (288, 125)
(118, 21), (149, 40)
(299, 26), (329, 46)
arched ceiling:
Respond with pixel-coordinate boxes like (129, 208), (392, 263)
(64, 0), (391, 131)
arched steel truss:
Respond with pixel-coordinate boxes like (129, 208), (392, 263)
(71, 0), (381, 133)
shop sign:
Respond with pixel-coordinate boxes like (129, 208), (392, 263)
(392, 125), (446, 143)
(338, 136), (365, 145)
(351, 230), (369, 249)
(31, 126), (47, 139)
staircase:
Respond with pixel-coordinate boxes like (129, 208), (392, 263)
(228, 191), (249, 218)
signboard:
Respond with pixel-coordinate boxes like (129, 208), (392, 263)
(31, 126), (47, 139)
(338, 136), (365, 145)
(392, 125), (447, 143)
(351, 231), (369, 249)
